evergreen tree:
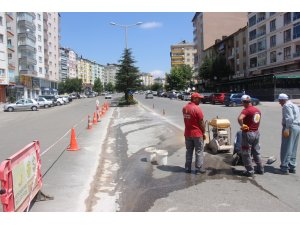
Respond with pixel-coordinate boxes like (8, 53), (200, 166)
(115, 48), (141, 103)
(93, 77), (103, 94)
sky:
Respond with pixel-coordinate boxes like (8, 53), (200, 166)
(60, 12), (195, 78)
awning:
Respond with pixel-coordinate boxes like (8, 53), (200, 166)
(274, 72), (300, 79)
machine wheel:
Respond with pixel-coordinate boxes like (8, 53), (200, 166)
(7, 107), (14, 112)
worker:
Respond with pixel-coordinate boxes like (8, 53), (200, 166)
(277, 93), (300, 175)
(182, 92), (206, 174)
(237, 95), (263, 177)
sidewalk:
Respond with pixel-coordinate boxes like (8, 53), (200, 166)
(30, 108), (113, 211)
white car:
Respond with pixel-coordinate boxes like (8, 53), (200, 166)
(55, 97), (65, 106)
(59, 95), (70, 104)
(4, 99), (39, 112)
(36, 97), (53, 108)
(105, 94), (112, 99)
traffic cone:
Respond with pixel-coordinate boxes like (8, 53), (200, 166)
(97, 110), (101, 122)
(67, 127), (79, 151)
(87, 115), (92, 129)
(93, 112), (97, 125)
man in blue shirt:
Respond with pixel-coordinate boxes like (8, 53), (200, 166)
(278, 93), (300, 174)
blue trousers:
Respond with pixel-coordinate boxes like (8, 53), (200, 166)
(280, 125), (300, 172)
(185, 137), (204, 170)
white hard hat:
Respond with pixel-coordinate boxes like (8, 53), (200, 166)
(241, 95), (251, 102)
(278, 93), (289, 100)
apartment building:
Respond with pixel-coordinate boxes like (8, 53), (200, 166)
(77, 57), (93, 86)
(59, 47), (68, 82)
(170, 40), (197, 69)
(192, 12), (248, 70)
(140, 72), (154, 87)
(0, 13), (9, 102)
(68, 48), (77, 79)
(91, 61), (105, 85)
(104, 63), (119, 85)
(246, 12), (300, 99)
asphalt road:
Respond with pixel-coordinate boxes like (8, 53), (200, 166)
(0, 97), (107, 175)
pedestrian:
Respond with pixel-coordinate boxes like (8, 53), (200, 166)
(237, 95), (263, 177)
(182, 92), (206, 174)
(277, 93), (300, 175)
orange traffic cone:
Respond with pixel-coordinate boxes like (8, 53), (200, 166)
(97, 110), (101, 122)
(67, 127), (79, 151)
(87, 115), (92, 129)
(93, 112), (97, 125)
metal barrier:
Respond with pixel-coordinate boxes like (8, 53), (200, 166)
(0, 140), (42, 212)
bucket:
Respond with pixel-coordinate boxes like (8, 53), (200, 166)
(144, 147), (157, 163)
(156, 150), (168, 165)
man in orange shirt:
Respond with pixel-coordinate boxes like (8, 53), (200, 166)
(182, 92), (206, 174)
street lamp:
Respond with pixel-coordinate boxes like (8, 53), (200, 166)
(110, 21), (143, 49)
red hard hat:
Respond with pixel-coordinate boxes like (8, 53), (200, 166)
(191, 92), (203, 99)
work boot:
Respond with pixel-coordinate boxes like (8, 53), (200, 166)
(289, 169), (296, 174)
(185, 169), (192, 173)
(240, 170), (254, 177)
(275, 169), (289, 175)
(195, 167), (206, 174)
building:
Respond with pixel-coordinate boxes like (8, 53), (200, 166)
(67, 48), (77, 79)
(192, 12), (248, 70)
(170, 40), (197, 69)
(77, 57), (93, 87)
(140, 72), (154, 87)
(247, 12), (300, 98)
(104, 63), (119, 85)
(0, 13), (9, 102)
(91, 61), (105, 85)
(153, 77), (165, 88)
(59, 47), (68, 82)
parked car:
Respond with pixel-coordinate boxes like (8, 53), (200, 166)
(59, 95), (70, 104)
(201, 93), (213, 104)
(211, 93), (226, 104)
(152, 91), (158, 96)
(54, 96), (65, 106)
(39, 95), (57, 106)
(145, 93), (154, 99)
(35, 97), (53, 108)
(181, 92), (192, 101)
(4, 99), (39, 112)
(224, 93), (260, 107)
(105, 94), (112, 99)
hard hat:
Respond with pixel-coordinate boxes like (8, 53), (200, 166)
(241, 95), (251, 102)
(191, 92), (203, 99)
(278, 93), (289, 100)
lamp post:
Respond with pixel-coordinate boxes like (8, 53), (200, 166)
(110, 21), (143, 49)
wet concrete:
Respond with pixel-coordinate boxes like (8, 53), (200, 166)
(86, 104), (293, 212)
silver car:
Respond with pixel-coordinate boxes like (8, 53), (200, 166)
(36, 97), (53, 108)
(4, 99), (39, 112)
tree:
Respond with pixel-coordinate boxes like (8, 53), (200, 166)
(93, 77), (103, 94)
(151, 83), (163, 91)
(211, 55), (231, 80)
(165, 65), (193, 91)
(105, 82), (115, 92)
(58, 78), (83, 94)
(199, 56), (213, 80)
(115, 48), (141, 103)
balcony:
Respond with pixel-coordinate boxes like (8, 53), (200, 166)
(7, 44), (15, 53)
(256, 32), (266, 38)
(257, 17), (265, 23)
(18, 32), (36, 42)
(6, 12), (14, 22)
(43, 12), (48, 21)
(18, 45), (36, 53)
(19, 57), (37, 66)
(17, 20), (36, 31)
(294, 52), (300, 58)
(19, 70), (37, 77)
(6, 27), (14, 37)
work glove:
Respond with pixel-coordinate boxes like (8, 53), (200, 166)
(240, 124), (249, 131)
(283, 129), (290, 138)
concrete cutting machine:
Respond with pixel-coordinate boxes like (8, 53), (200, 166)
(206, 117), (233, 154)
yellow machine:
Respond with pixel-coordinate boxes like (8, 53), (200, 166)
(206, 117), (233, 154)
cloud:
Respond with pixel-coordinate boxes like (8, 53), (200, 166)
(150, 70), (165, 78)
(140, 22), (162, 29)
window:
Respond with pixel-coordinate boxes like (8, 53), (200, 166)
(284, 46), (291, 60)
(38, 46), (42, 52)
(8, 53), (12, 59)
(250, 57), (257, 68)
(0, 34), (3, 43)
(284, 12), (291, 25)
(249, 29), (256, 41)
(270, 19), (276, 32)
(0, 69), (5, 75)
(39, 56), (42, 63)
(249, 43), (257, 54)
(270, 51), (277, 63)
(269, 12), (276, 17)
(38, 24), (41, 31)
(270, 35), (276, 48)
(38, 35), (41, 42)
(257, 38), (266, 51)
(37, 13), (41, 20)
(293, 22), (300, 39)
(0, 16), (3, 26)
(293, 12), (300, 21)
(284, 29), (291, 42)
(0, 51), (5, 61)
(39, 67), (42, 73)
(249, 15), (256, 27)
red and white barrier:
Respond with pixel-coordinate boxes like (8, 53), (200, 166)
(0, 140), (42, 212)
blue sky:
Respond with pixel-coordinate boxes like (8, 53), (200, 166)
(60, 12), (195, 78)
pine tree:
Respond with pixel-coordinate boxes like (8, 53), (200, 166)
(115, 49), (141, 103)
